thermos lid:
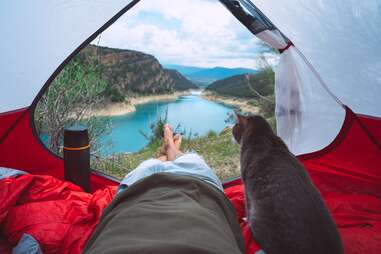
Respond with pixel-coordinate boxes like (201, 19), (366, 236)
(64, 124), (89, 149)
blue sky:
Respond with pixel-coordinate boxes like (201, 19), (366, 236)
(96, 0), (276, 68)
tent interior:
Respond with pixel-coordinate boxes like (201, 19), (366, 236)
(0, 0), (381, 253)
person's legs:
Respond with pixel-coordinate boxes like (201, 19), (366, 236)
(171, 153), (223, 191)
(118, 125), (183, 193)
(118, 158), (165, 193)
(119, 123), (223, 193)
(163, 124), (223, 191)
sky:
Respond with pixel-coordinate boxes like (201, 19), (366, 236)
(94, 0), (277, 69)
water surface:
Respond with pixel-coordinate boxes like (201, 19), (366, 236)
(100, 92), (234, 155)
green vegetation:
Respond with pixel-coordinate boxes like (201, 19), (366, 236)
(105, 86), (126, 102)
(139, 109), (169, 144)
(35, 52), (110, 155)
(165, 69), (198, 91)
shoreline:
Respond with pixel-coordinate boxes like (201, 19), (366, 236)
(201, 92), (259, 113)
(90, 91), (192, 117)
(88, 90), (258, 117)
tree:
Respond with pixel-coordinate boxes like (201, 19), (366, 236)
(35, 52), (110, 155)
(248, 54), (277, 130)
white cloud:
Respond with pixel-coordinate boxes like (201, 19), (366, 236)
(95, 0), (277, 68)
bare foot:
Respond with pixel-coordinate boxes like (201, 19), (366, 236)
(164, 124), (183, 161)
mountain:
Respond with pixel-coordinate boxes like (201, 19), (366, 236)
(81, 45), (197, 101)
(165, 69), (198, 91)
(189, 67), (258, 84)
(164, 64), (258, 87)
(163, 64), (208, 76)
(206, 69), (274, 98)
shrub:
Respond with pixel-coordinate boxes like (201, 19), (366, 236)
(35, 53), (110, 155)
(106, 86), (125, 102)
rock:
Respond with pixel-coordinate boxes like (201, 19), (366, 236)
(80, 45), (197, 99)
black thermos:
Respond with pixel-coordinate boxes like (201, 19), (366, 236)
(63, 125), (90, 192)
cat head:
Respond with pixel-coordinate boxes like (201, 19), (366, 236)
(232, 112), (273, 144)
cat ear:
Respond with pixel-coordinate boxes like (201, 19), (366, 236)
(236, 112), (248, 126)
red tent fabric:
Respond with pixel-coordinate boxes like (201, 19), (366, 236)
(1, 101), (381, 254)
(0, 108), (118, 192)
(1, 105), (381, 254)
(299, 107), (381, 197)
(224, 107), (381, 254)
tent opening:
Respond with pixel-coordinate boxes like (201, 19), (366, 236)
(32, 0), (278, 182)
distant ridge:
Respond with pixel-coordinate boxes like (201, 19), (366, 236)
(164, 64), (209, 76)
(164, 64), (258, 87)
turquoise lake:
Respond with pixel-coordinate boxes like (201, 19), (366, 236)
(99, 92), (234, 155)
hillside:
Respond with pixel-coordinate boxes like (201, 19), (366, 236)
(164, 64), (258, 87)
(205, 68), (274, 98)
(164, 69), (198, 91)
(81, 45), (197, 101)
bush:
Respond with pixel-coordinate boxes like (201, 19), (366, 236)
(106, 86), (125, 102)
(35, 52), (110, 155)
(139, 108), (168, 144)
(206, 130), (218, 138)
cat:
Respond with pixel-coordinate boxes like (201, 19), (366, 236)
(232, 113), (343, 254)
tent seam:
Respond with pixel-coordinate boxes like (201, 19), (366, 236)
(354, 114), (381, 151)
(294, 47), (345, 108)
(0, 108), (29, 145)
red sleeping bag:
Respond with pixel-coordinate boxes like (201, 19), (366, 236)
(0, 174), (116, 254)
(1, 173), (381, 254)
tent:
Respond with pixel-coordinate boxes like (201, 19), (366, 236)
(0, 0), (380, 253)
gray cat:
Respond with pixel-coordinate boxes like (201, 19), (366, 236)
(232, 113), (343, 254)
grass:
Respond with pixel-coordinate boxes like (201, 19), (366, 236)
(182, 128), (241, 181)
(93, 128), (241, 182)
